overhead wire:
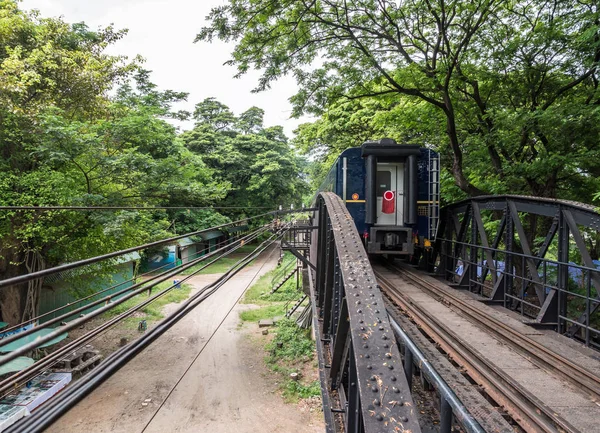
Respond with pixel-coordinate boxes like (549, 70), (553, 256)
(0, 206), (274, 211)
(139, 235), (282, 432)
(0, 210), (277, 289)
(7, 226), (288, 433)
(0, 232), (248, 336)
(0, 225), (272, 365)
(0, 226), (271, 395)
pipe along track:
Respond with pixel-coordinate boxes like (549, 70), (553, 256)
(376, 262), (600, 433)
(0, 226), (271, 397)
(7, 228), (286, 433)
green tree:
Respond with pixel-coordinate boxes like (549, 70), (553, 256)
(0, 2), (227, 323)
(198, 0), (600, 200)
(181, 99), (308, 215)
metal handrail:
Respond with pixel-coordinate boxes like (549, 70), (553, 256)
(389, 317), (485, 433)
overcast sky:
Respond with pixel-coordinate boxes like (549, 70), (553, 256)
(20, 0), (312, 137)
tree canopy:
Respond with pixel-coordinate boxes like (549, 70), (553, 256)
(0, 1), (307, 324)
(182, 98), (308, 214)
(198, 0), (600, 201)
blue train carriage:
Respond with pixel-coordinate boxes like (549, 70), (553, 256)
(317, 138), (440, 256)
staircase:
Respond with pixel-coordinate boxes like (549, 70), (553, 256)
(270, 260), (298, 294)
(285, 294), (308, 318)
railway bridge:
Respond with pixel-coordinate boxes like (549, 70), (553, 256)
(1, 192), (600, 433)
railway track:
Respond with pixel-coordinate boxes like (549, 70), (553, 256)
(376, 261), (600, 433)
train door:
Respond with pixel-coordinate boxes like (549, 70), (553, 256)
(375, 163), (404, 226)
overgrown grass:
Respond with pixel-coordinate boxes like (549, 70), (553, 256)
(238, 252), (319, 404)
(104, 280), (192, 327)
(179, 244), (259, 275)
(242, 252), (300, 305)
(283, 380), (321, 401)
(266, 318), (315, 360)
(265, 318), (320, 403)
(239, 304), (286, 322)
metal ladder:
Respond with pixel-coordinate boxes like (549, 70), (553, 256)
(428, 152), (440, 240)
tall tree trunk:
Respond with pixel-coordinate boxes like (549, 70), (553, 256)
(443, 96), (486, 197)
(22, 250), (44, 322)
(0, 249), (27, 326)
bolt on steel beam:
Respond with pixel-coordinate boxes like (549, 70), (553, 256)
(311, 192), (421, 433)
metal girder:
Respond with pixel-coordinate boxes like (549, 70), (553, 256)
(436, 195), (600, 348)
(281, 239), (316, 270)
(311, 192), (421, 433)
(472, 202), (498, 286)
(507, 201), (546, 304)
(563, 210), (600, 336)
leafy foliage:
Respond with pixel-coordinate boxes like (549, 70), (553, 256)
(181, 98), (309, 214)
(0, 2), (226, 322)
(199, 0), (600, 202)
(0, 1), (309, 323)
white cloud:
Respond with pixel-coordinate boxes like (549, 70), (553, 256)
(19, 0), (314, 137)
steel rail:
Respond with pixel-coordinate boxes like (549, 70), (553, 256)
(390, 262), (600, 401)
(6, 230), (284, 433)
(0, 211), (277, 289)
(0, 226), (271, 365)
(387, 316), (486, 433)
(0, 227), (270, 395)
(0, 206), (274, 210)
(376, 271), (574, 433)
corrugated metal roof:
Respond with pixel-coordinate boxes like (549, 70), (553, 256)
(201, 230), (224, 241)
(45, 252), (140, 284)
(178, 237), (204, 247)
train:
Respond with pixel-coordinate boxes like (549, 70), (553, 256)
(317, 138), (440, 257)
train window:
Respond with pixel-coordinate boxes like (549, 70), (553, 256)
(376, 171), (391, 197)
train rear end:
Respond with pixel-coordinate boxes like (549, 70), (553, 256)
(320, 138), (439, 257)
(362, 139), (439, 256)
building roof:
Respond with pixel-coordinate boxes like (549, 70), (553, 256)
(201, 230), (224, 241)
(0, 328), (68, 353)
(45, 251), (141, 284)
(0, 356), (34, 375)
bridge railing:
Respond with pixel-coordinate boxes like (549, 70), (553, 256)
(432, 195), (600, 348)
(308, 192), (421, 433)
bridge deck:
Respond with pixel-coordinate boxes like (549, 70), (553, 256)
(45, 249), (320, 433)
(375, 263), (600, 433)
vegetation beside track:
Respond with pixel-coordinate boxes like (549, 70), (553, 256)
(265, 318), (321, 402)
(240, 251), (320, 403)
(239, 252), (302, 321)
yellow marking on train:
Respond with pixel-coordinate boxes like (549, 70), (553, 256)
(417, 200), (436, 204)
(346, 200), (366, 203)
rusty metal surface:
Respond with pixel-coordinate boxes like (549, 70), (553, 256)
(310, 192), (421, 433)
(377, 263), (600, 433)
(392, 261), (600, 400)
(384, 299), (515, 433)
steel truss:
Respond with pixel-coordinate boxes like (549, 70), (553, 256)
(309, 192), (421, 433)
(432, 195), (600, 347)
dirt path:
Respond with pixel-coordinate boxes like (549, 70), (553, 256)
(47, 247), (322, 433)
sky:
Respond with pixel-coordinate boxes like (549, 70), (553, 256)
(19, 0), (313, 137)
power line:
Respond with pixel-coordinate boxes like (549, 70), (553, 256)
(0, 232), (247, 336)
(0, 227), (272, 395)
(6, 229), (285, 433)
(0, 226), (271, 362)
(140, 240), (279, 432)
(0, 211), (275, 289)
(0, 206), (274, 211)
